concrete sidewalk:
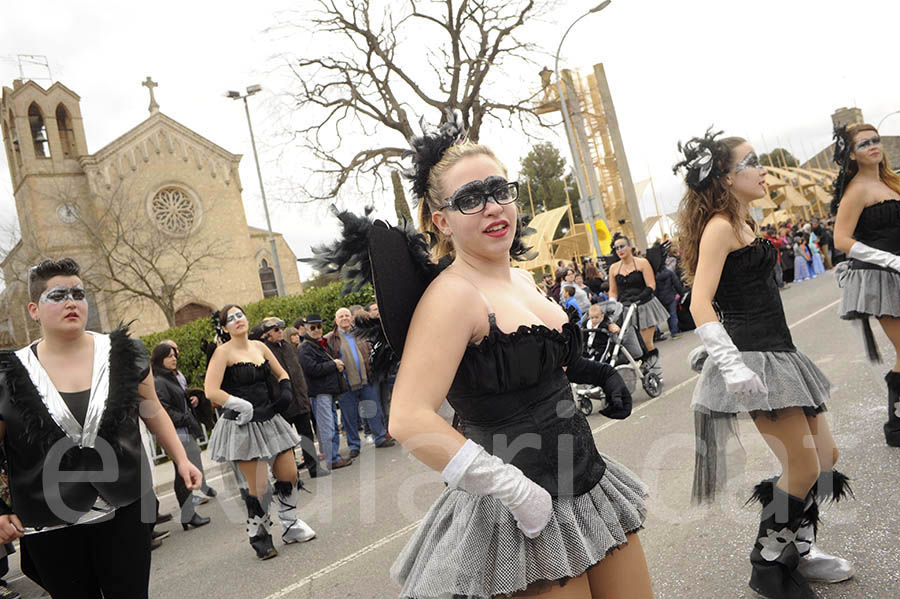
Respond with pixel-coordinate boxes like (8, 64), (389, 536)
(151, 448), (231, 496)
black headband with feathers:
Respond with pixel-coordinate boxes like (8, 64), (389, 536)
(830, 125), (853, 215)
(210, 311), (230, 343)
(401, 108), (466, 201)
(672, 128), (731, 192)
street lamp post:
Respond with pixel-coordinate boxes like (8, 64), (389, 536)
(226, 85), (286, 296)
(877, 110), (900, 130)
(554, 1), (611, 256)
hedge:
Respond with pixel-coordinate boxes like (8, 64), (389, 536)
(140, 281), (374, 388)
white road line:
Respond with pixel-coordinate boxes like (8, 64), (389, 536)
(263, 520), (422, 599)
(202, 296), (849, 599)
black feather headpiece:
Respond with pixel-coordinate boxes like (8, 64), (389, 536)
(401, 108), (467, 201)
(210, 311), (230, 343)
(673, 128), (731, 192)
(830, 125), (853, 215)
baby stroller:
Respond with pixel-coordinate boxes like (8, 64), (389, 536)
(575, 302), (663, 416)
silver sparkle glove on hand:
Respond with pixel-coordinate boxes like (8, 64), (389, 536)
(224, 395), (254, 425)
(848, 241), (900, 273)
(694, 321), (767, 394)
(442, 439), (552, 538)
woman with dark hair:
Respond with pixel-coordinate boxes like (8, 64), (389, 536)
(151, 343), (211, 531)
(607, 233), (670, 359)
(315, 113), (650, 598)
(830, 124), (900, 446)
(675, 130), (853, 598)
(205, 305), (315, 560)
(0, 258), (202, 598)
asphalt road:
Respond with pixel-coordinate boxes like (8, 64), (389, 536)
(5, 269), (898, 598)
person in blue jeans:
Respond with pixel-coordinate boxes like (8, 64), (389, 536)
(298, 313), (354, 472)
(325, 308), (396, 458)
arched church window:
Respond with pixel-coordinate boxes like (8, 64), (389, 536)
(27, 103), (50, 158)
(259, 259), (277, 298)
(56, 104), (76, 158)
(2, 120), (15, 177)
(149, 186), (201, 235)
(8, 110), (22, 167)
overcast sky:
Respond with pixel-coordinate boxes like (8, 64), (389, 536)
(3, 0), (899, 280)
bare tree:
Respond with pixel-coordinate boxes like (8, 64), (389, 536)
(73, 182), (226, 328)
(278, 0), (552, 208)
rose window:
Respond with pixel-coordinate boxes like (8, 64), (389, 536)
(151, 188), (197, 234)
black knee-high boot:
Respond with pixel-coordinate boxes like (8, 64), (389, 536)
(796, 471), (854, 583)
(884, 371), (900, 447)
(748, 478), (818, 599)
(246, 493), (277, 560)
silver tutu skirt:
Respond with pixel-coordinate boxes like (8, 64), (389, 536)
(635, 297), (671, 330)
(691, 349), (830, 415)
(208, 414), (300, 462)
(837, 264), (900, 319)
(390, 455), (647, 599)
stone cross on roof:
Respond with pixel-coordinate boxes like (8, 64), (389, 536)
(142, 76), (159, 114)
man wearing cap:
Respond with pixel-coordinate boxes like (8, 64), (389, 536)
(259, 317), (321, 478)
(298, 314), (353, 472)
(325, 308), (395, 459)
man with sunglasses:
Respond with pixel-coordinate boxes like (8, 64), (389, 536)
(259, 317), (320, 477)
(298, 314), (353, 472)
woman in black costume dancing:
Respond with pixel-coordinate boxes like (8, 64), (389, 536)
(830, 123), (900, 446)
(675, 130), (853, 599)
(315, 112), (652, 598)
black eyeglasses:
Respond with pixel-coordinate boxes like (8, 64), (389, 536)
(440, 177), (519, 215)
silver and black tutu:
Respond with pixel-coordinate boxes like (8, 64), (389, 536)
(837, 265), (900, 319)
(692, 350), (830, 416)
(635, 296), (671, 330)
(390, 455), (647, 599)
(208, 415), (300, 462)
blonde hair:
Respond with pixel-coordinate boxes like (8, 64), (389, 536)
(417, 142), (507, 260)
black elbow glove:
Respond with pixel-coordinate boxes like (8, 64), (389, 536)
(276, 379), (294, 415)
(637, 286), (654, 303)
(566, 356), (632, 419)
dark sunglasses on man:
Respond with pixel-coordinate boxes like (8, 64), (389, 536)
(307, 323), (322, 331)
(439, 176), (519, 215)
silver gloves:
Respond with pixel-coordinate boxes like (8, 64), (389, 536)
(694, 321), (767, 394)
(848, 241), (900, 273)
(442, 439), (552, 538)
(224, 395), (254, 425)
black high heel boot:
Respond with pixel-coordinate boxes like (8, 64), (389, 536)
(747, 478), (818, 599)
(884, 371), (900, 447)
(182, 512), (211, 530)
(246, 494), (277, 560)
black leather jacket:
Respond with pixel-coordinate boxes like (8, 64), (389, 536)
(298, 337), (347, 397)
(154, 369), (203, 438)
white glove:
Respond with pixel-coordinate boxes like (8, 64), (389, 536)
(224, 395), (254, 425)
(442, 439), (552, 538)
(848, 241), (900, 273)
(694, 322), (767, 394)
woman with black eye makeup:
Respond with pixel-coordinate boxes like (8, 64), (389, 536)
(830, 123), (900, 447)
(675, 130), (853, 599)
(205, 304), (316, 560)
(312, 112), (651, 599)
(0, 258), (203, 598)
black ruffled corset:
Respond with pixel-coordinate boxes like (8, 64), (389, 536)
(222, 362), (277, 422)
(853, 200), (900, 255)
(447, 321), (606, 497)
(714, 239), (795, 352)
(615, 269), (648, 304)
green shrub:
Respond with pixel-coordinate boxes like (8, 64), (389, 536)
(140, 281), (374, 387)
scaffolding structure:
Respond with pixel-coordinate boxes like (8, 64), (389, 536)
(536, 63), (647, 251)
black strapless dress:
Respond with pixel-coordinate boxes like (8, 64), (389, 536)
(615, 269), (671, 330)
(391, 318), (647, 599)
(208, 362), (300, 462)
(838, 199), (900, 319)
(691, 239), (831, 501)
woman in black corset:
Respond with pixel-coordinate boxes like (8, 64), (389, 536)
(205, 305), (315, 559)
(356, 114), (653, 599)
(607, 234), (669, 359)
(675, 130), (853, 599)
(830, 123), (900, 447)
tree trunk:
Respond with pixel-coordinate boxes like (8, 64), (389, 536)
(392, 170), (413, 225)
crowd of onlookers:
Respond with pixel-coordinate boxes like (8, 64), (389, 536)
(761, 217), (840, 287)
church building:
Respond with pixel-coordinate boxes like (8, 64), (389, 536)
(0, 78), (302, 346)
